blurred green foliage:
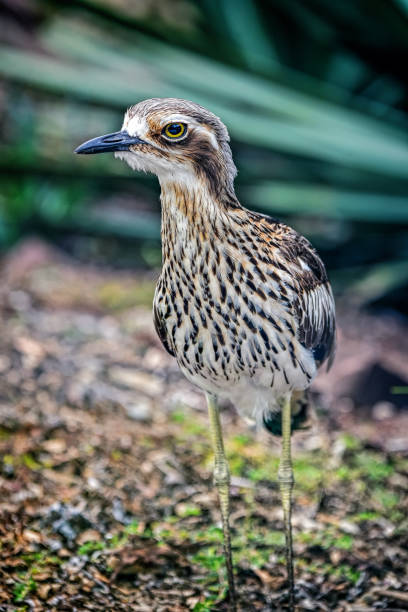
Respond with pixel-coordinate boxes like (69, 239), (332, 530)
(0, 0), (408, 308)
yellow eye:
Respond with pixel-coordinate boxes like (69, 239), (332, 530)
(163, 122), (186, 139)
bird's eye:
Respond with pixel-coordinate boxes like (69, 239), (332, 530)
(163, 122), (187, 140)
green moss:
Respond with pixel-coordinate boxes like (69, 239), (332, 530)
(170, 409), (186, 424)
(389, 510), (405, 524)
(155, 528), (172, 542)
(231, 433), (252, 447)
(191, 547), (225, 572)
(247, 466), (267, 481)
(11, 551), (64, 603)
(335, 466), (350, 480)
(292, 458), (323, 490)
(197, 526), (224, 543)
(228, 454), (246, 476)
(340, 433), (362, 451)
(185, 421), (207, 436)
(78, 540), (104, 555)
(352, 511), (380, 521)
(13, 577), (37, 603)
(21, 552), (42, 564)
(298, 529), (354, 551)
(355, 452), (394, 481)
(372, 487), (399, 510)
(334, 564), (361, 584)
(193, 592), (225, 612)
(193, 600), (215, 612)
(334, 534), (354, 550)
(123, 520), (140, 535)
(247, 457), (279, 482)
(236, 547), (271, 568)
(177, 505), (202, 518)
(241, 451), (326, 492)
(247, 530), (285, 547)
(22, 453), (42, 470)
(172, 408), (208, 437)
(297, 560), (361, 585)
(97, 280), (155, 311)
(171, 411), (210, 458)
(107, 532), (129, 549)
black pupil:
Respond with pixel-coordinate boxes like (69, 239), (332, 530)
(168, 123), (182, 135)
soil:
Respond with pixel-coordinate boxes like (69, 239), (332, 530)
(0, 239), (407, 611)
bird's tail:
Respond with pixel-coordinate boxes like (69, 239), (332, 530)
(263, 390), (312, 436)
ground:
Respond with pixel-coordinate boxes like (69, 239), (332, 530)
(0, 240), (407, 612)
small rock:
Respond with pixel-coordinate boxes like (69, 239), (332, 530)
(23, 529), (42, 543)
(15, 336), (45, 368)
(44, 502), (93, 543)
(125, 399), (152, 421)
(112, 497), (132, 524)
(372, 401), (395, 420)
(87, 477), (100, 490)
(339, 519), (360, 535)
(109, 366), (164, 396)
(42, 438), (67, 454)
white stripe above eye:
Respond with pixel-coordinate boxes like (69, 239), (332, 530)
(159, 114), (193, 126)
(123, 112), (219, 150)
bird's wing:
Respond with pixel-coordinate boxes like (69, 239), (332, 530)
(248, 211), (336, 369)
(284, 230), (336, 369)
(295, 277), (336, 369)
(153, 302), (176, 357)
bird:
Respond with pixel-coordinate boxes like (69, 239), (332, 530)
(75, 97), (336, 611)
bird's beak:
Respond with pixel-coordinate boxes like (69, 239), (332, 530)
(74, 130), (145, 155)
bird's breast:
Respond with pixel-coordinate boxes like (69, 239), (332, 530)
(153, 238), (316, 397)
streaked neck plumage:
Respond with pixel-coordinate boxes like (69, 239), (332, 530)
(158, 172), (241, 263)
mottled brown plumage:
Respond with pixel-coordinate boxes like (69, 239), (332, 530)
(75, 97), (336, 612)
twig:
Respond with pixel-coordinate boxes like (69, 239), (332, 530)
(373, 588), (408, 603)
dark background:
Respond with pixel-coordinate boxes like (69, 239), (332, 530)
(1, 0), (408, 313)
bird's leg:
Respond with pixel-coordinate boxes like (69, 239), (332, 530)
(278, 393), (295, 611)
(206, 393), (237, 611)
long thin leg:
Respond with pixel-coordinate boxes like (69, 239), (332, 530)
(206, 393), (237, 611)
(278, 393), (295, 611)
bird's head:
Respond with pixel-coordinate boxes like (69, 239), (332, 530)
(75, 98), (237, 199)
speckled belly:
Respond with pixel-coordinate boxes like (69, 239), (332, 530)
(153, 257), (315, 401)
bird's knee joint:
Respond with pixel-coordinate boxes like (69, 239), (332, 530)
(214, 461), (230, 488)
(278, 466), (294, 486)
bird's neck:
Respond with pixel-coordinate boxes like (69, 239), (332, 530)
(158, 176), (241, 263)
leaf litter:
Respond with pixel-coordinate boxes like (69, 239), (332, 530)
(0, 240), (407, 611)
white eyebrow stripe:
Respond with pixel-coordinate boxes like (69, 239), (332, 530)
(125, 112), (219, 150)
(159, 114), (195, 126)
(194, 125), (219, 150)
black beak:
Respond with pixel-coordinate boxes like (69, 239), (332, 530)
(74, 130), (145, 155)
